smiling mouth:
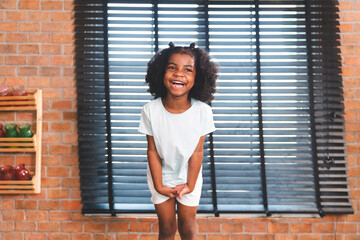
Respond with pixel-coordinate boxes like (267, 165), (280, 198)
(170, 81), (185, 88)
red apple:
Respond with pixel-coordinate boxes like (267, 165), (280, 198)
(1, 165), (13, 173)
(14, 163), (25, 172)
(15, 168), (31, 180)
(2, 170), (16, 180)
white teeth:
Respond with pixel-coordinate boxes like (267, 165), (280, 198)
(172, 81), (184, 85)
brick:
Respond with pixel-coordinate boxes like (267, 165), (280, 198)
(19, 44), (40, 54)
(64, 67), (75, 76)
(24, 233), (47, 240)
(290, 223), (311, 233)
(29, 33), (51, 43)
(108, 222), (129, 232)
(208, 234), (230, 240)
(5, 55), (26, 65)
(20, 22), (40, 32)
(63, 156), (79, 166)
(42, 133), (61, 144)
(244, 222), (266, 233)
(0, 199), (14, 209)
(2, 210), (25, 220)
(48, 233), (70, 240)
(51, 122), (72, 131)
(336, 223), (357, 233)
(268, 222), (288, 233)
(2, 232), (23, 240)
(94, 234), (116, 240)
(6, 33), (27, 42)
(62, 133), (78, 144)
(43, 111), (61, 120)
(25, 210), (48, 221)
(0, 44), (17, 53)
(3, 78), (29, 91)
(64, 22), (75, 32)
(51, 55), (73, 65)
(0, 221), (14, 232)
(71, 233), (93, 240)
(28, 11), (50, 21)
(38, 200), (61, 210)
(47, 166), (70, 176)
(51, 77), (73, 87)
(0, 66), (16, 75)
(347, 145), (360, 154)
(277, 235), (298, 240)
(63, 88), (77, 99)
(139, 234), (158, 240)
(254, 234), (275, 240)
(15, 221), (37, 231)
(42, 1), (63, 10)
(18, 67), (38, 76)
(0, 22), (18, 31)
(15, 200), (37, 209)
(61, 222), (83, 232)
(116, 234), (138, 240)
(42, 44), (61, 54)
(0, 0), (17, 9)
(299, 235), (321, 240)
(42, 22), (63, 32)
(6, 11), (28, 21)
(43, 88), (62, 99)
(51, 11), (73, 21)
(199, 222), (220, 232)
(19, 0), (40, 10)
(40, 66), (61, 76)
(221, 222), (243, 233)
(52, 33), (74, 43)
(41, 177), (61, 188)
(231, 234), (252, 240)
(130, 222), (152, 232)
(38, 222), (60, 232)
(50, 211), (71, 221)
(52, 100), (73, 109)
(84, 222), (107, 232)
(62, 177), (81, 187)
(28, 77), (50, 88)
(49, 189), (70, 199)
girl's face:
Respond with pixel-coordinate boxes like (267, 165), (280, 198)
(163, 53), (196, 100)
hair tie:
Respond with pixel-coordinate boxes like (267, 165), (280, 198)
(189, 42), (196, 49)
(168, 42), (175, 49)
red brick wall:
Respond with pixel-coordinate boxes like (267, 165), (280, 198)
(0, 0), (359, 239)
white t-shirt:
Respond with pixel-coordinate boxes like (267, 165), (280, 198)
(138, 98), (216, 187)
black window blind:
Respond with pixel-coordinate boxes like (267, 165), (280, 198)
(75, 0), (353, 216)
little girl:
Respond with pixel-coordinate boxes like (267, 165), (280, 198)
(139, 42), (218, 240)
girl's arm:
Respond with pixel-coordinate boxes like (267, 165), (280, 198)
(146, 135), (178, 198)
(175, 135), (206, 199)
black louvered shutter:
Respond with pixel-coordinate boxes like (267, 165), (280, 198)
(75, 0), (353, 215)
(75, 0), (113, 214)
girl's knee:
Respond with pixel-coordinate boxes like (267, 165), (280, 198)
(159, 220), (177, 238)
(178, 219), (197, 239)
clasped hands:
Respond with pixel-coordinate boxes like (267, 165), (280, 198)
(156, 183), (193, 199)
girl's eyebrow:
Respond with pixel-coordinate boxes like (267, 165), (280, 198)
(167, 62), (194, 68)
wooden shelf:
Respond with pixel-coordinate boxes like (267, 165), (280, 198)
(0, 89), (42, 194)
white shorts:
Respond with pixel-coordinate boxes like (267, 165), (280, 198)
(147, 174), (203, 207)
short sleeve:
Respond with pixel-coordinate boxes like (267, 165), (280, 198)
(201, 104), (216, 136)
(138, 105), (153, 136)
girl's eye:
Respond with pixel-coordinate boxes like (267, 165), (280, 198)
(168, 66), (175, 70)
(185, 68), (193, 72)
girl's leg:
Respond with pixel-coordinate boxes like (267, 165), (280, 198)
(155, 198), (177, 240)
(177, 202), (198, 240)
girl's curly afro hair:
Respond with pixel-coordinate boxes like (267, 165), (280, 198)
(145, 42), (218, 103)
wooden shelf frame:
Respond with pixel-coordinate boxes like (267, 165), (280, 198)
(0, 89), (42, 194)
